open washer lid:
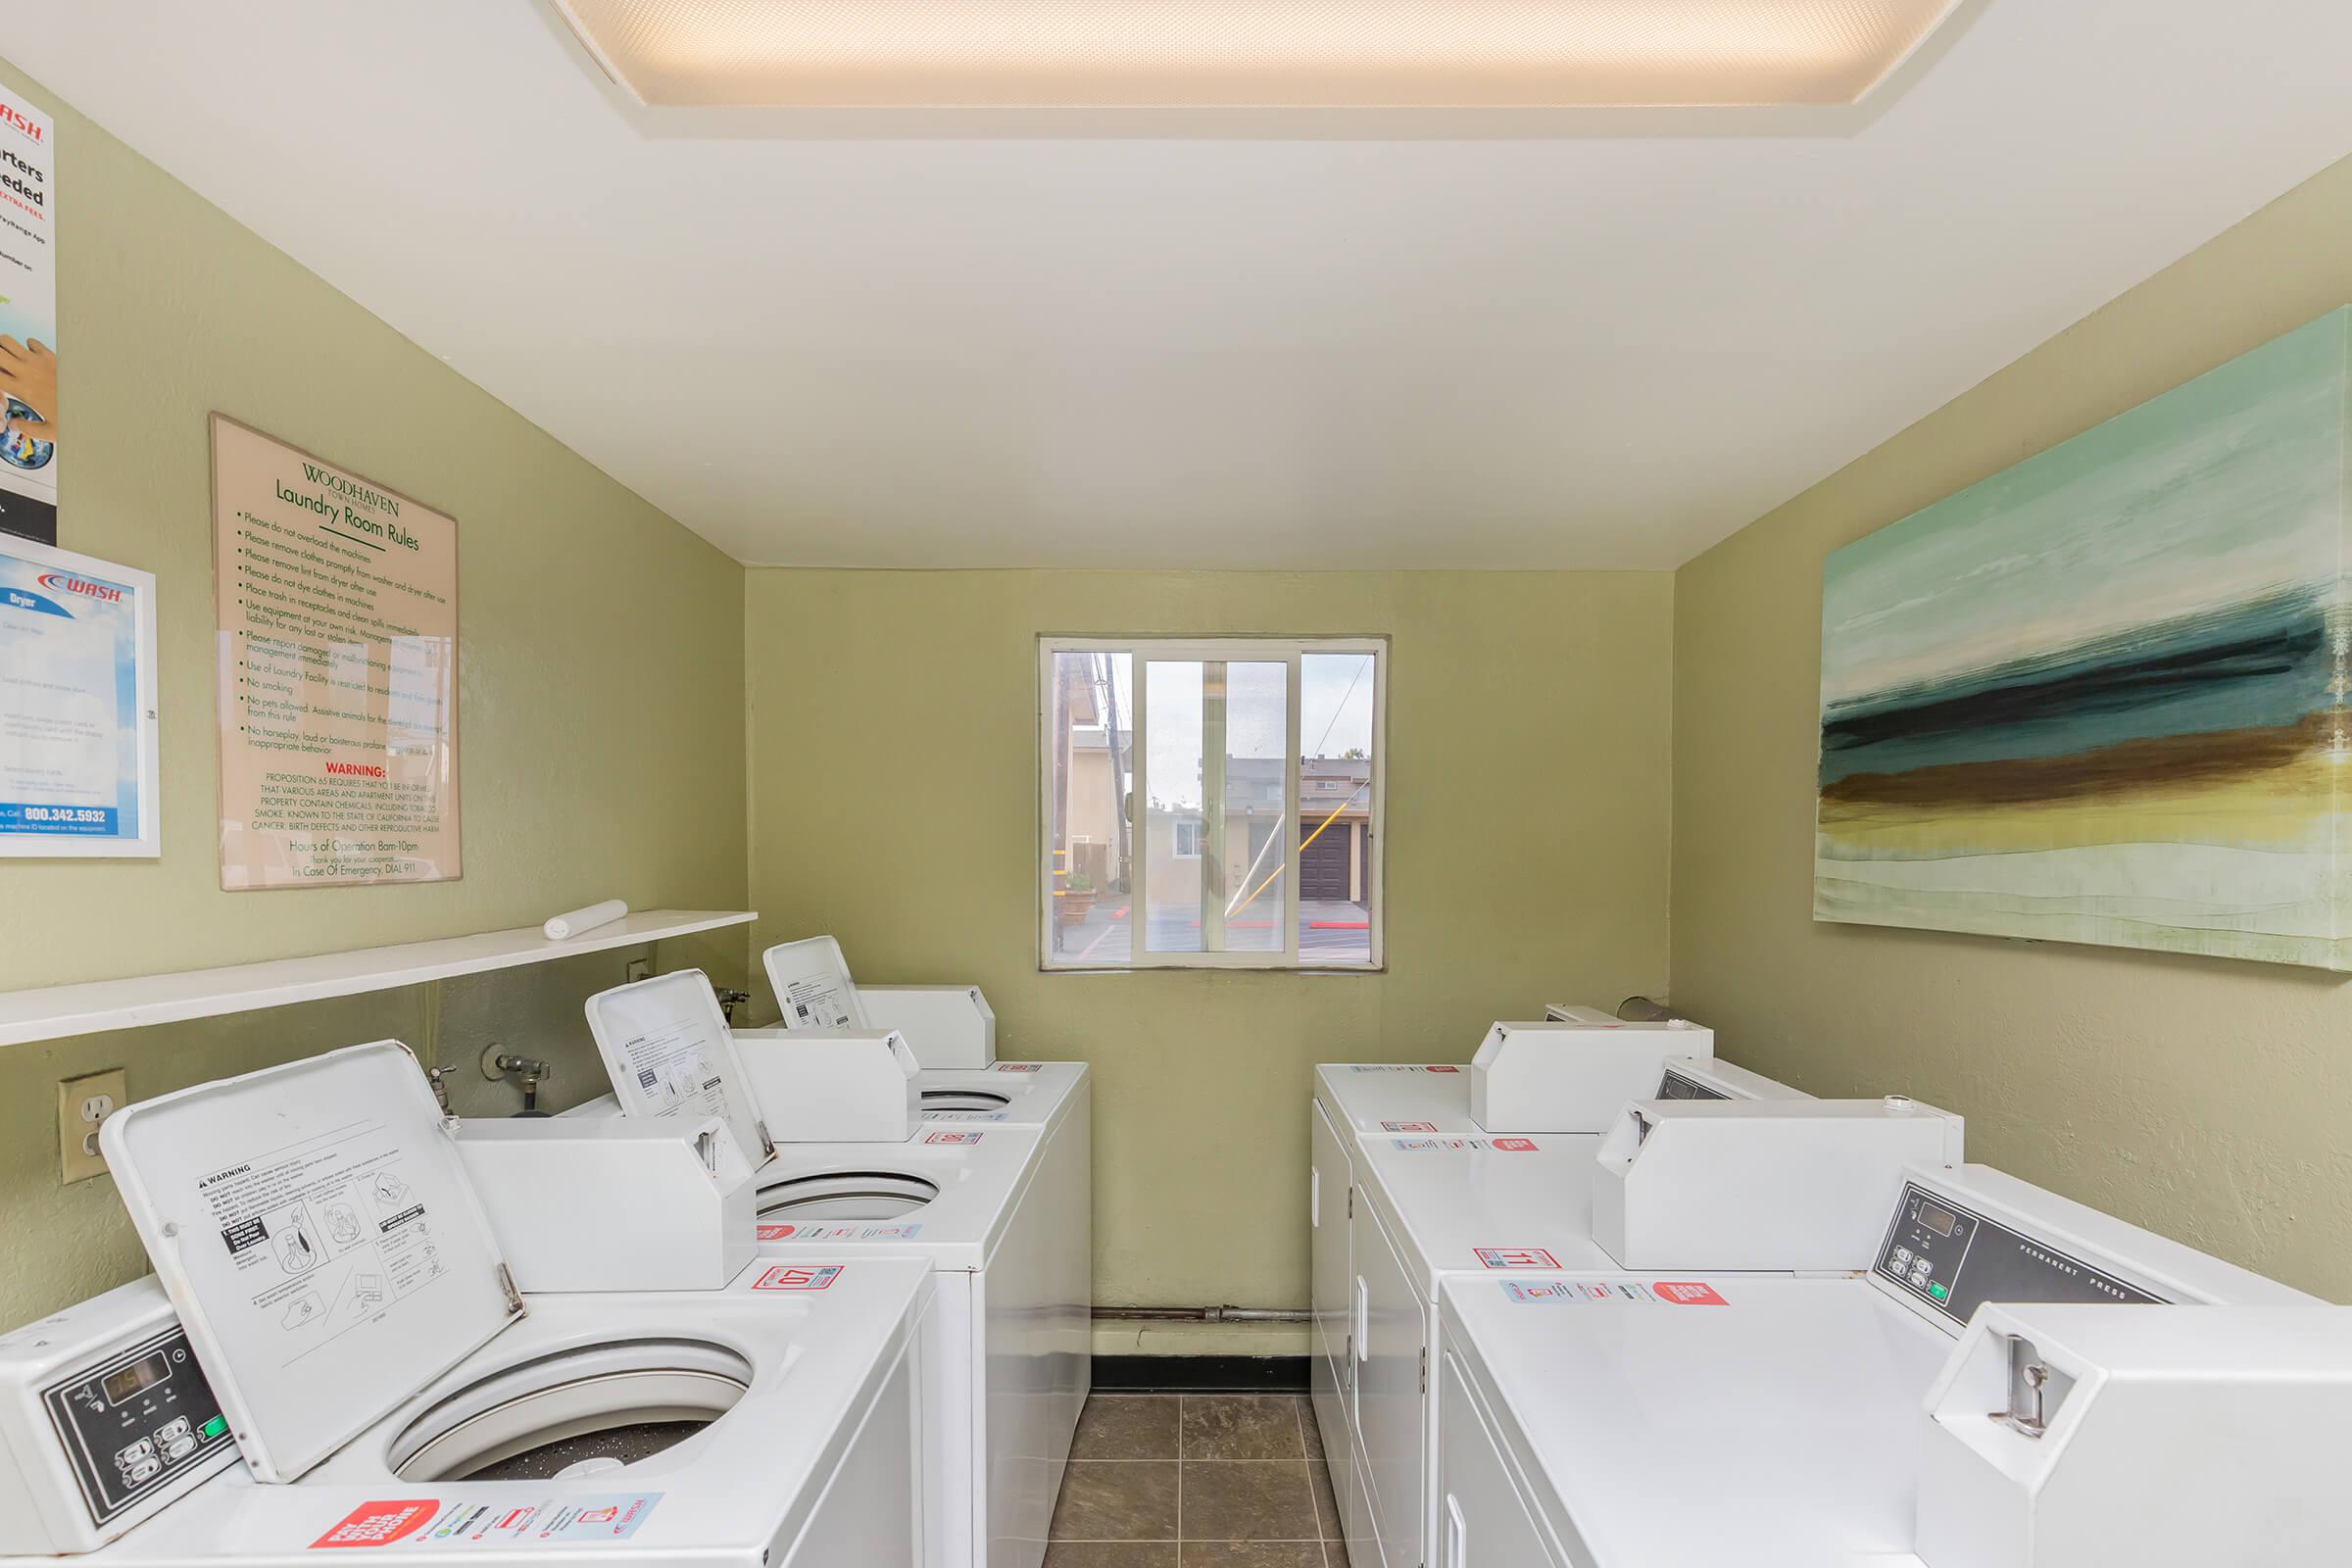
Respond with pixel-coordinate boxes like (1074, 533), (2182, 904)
(583, 967), (773, 1168)
(760, 934), (865, 1030)
(97, 1040), (525, 1485)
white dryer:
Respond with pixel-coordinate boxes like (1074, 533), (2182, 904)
(1337, 1136), (1621, 1568)
(1307, 1050), (1810, 1568)
(21, 1042), (936, 1568)
(1433, 1162), (2325, 1567)
(1314, 1049), (1799, 1140)
(1313, 1062), (1483, 1139)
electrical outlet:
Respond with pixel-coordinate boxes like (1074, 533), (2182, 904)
(625, 957), (653, 984)
(59, 1068), (126, 1185)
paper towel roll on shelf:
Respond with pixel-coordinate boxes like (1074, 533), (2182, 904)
(544, 899), (627, 941)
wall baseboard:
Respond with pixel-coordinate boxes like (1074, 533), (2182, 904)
(1092, 1317), (1310, 1359)
(1093, 1354), (1309, 1394)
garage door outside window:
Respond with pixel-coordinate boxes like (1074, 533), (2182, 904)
(1041, 637), (1385, 970)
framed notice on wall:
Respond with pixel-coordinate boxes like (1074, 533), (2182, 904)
(210, 415), (461, 889)
(0, 536), (158, 857)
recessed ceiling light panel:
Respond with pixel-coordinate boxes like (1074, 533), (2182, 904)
(550, 1), (1965, 109)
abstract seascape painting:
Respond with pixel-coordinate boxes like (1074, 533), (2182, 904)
(1817, 308), (2352, 970)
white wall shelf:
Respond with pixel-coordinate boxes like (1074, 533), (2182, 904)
(0, 908), (756, 1048)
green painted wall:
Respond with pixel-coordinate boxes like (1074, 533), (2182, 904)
(1672, 154), (2352, 1302)
(0, 62), (749, 1329)
(745, 568), (1674, 1309)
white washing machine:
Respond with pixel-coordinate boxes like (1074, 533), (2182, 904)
(1433, 1162), (2326, 1567)
(748, 1127), (1088, 1568)
(9, 1042), (936, 1568)
(1307, 1050), (1811, 1568)
(580, 973), (1091, 1568)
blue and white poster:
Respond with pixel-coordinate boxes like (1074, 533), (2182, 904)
(0, 537), (158, 857)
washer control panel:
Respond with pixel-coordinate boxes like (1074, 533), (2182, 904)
(1653, 1068), (1731, 1102)
(39, 1323), (234, 1528)
(1875, 1181), (2162, 1327)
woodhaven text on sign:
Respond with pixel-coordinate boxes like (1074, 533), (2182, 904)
(210, 416), (459, 889)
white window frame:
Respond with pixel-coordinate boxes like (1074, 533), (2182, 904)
(1172, 818), (1202, 858)
(1039, 635), (1387, 972)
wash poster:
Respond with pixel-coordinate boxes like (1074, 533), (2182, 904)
(0, 85), (56, 544)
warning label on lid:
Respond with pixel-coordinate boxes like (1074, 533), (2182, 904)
(1653, 1281), (1729, 1306)
(1501, 1280), (1649, 1304)
(1474, 1247), (1560, 1270)
(1390, 1137), (1539, 1152)
(1499, 1279), (1730, 1305)
(195, 1124), (447, 1374)
(312, 1494), (662, 1549)
(922, 1130), (984, 1145)
(758, 1221), (924, 1243)
(751, 1264), (843, 1291)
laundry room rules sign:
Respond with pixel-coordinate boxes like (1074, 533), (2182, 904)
(210, 416), (461, 888)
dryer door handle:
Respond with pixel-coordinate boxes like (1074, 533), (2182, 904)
(1445, 1494), (1467, 1568)
(1352, 1277), (1369, 1363)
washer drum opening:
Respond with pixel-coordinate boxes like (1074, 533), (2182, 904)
(757, 1169), (942, 1221)
(389, 1338), (752, 1483)
(921, 1089), (1010, 1112)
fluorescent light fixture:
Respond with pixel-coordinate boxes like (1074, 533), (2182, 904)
(550, 1), (1965, 110)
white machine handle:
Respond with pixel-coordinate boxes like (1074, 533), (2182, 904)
(1445, 1494), (1468, 1568)
(1309, 1166), (1321, 1228)
(1353, 1277), (1370, 1363)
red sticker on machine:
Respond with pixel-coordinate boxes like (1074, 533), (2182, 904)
(1425, 1065), (1460, 1073)
(1654, 1281), (1729, 1306)
(312, 1500), (440, 1549)
(752, 1264), (844, 1291)
(1382, 1120), (1438, 1132)
(923, 1130), (985, 1145)
(996, 1063), (1043, 1072)
(1474, 1247), (1560, 1270)
(1490, 1138), (1539, 1152)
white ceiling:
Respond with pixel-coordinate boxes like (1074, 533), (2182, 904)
(13, 3), (2352, 570)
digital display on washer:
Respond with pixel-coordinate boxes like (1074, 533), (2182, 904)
(102, 1352), (170, 1406)
(1654, 1069), (1730, 1102)
(1874, 1182), (2163, 1327)
(40, 1324), (234, 1526)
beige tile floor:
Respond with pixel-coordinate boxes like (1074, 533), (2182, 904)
(1046, 1394), (1349, 1567)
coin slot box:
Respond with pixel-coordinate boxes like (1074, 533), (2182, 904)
(1470, 1018), (1715, 1134)
(454, 1115), (756, 1291)
(735, 1028), (923, 1143)
(1594, 1097), (1966, 1270)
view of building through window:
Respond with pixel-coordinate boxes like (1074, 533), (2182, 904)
(1043, 640), (1382, 968)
